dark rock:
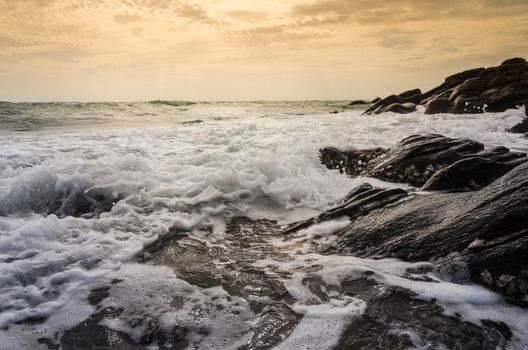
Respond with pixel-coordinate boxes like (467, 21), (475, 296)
(509, 118), (528, 135)
(364, 94), (402, 114)
(329, 110), (339, 114)
(320, 159), (528, 306)
(320, 134), (526, 190)
(51, 187), (124, 218)
(182, 119), (203, 124)
(364, 58), (528, 115)
(61, 310), (143, 350)
(382, 102), (417, 114)
(336, 279), (506, 349)
(422, 155), (526, 191)
(87, 286), (110, 306)
(137, 216), (301, 348)
(283, 185), (408, 235)
(319, 147), (386, 177)
(371, 97), (382, 104)
(241, 303), (301, 349)
(348, 100), (369, 106)
(425, 97), (450, 114)
(501, 57), (527, 66)
(399, 88), (422, 99)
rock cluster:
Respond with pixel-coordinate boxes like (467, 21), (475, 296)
(312, 135), (528, 306)
(363, 58), (528, 115)
(320, 134), (526, 191)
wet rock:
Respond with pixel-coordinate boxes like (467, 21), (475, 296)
(320, 134), (526, 190)
(87, 286), (110, 306)
(136, 216), (301, 348)
(284, 185), (408, 235)
(336, 279), (507, 349)
(182, 119), (203, 124)
(509, 117), (528, 136)
(399, 88), (422, 99)
(61, 309), (143, 350)
(61, 308), (188, 350)
(319, 146), (386, 177)
(348, 100), (369, 106)
(146, 242), (222, 288)
(364, 57), (528, 115)
(320, 160), (528, 306)
(241, 303), (301, 349)
(50, 187), (124, 218)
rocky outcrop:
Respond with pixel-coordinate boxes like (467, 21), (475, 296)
(364, 58), (528, 115)
(308, 135), (528, 306)
(320, 134), (526, 191)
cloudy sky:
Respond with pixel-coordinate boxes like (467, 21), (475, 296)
(1, 0), (527, 101)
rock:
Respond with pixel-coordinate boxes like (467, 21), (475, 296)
(363, 58), (528, 115)
(371, 97), (382, 104)
(316, 159), (528, 306)
(87, 287), (110, 306)
(336, 279), (506, 349)
(424, 97), (450, 114)
(382, 102), (417, 114)
(138, 216), (300, 347)
(319, 147), (386, 177)
(329, 110), (339, 114)
(509, 118), (528, 135)
(241, 303), (301, 349)
(283, 184), (408, 235)
(320, 134), (526, 190)
(60, 309), (145, 350)
(398, 88), (422, 99)
(348, 100), (369, 106)
(182, 119), (203, 124)
(422, 155), (526, 191)
(365, 94), (402, 114)
(501, 57), (527, 66)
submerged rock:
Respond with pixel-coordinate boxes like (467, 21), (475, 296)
(138, 217), (300, 348)
(364, 57), (528, 115)
(320, 134), (526, 190)
(50, 187), (124, 218)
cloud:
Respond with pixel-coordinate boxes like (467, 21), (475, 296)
(374, 30), (418, 50)
(114, 14), (145, 25)
(1, 0), (527, 101)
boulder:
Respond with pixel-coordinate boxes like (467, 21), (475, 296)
(320, 134), (526, 190)
(363, 58), (528, 115)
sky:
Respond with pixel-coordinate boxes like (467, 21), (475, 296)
(1, 0), (527, 101)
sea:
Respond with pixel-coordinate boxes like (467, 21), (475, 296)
(1, 101), (528, 349)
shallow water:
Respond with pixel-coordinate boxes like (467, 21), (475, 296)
(1, 101), (527, 349)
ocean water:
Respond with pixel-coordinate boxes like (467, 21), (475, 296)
(1, 101), (528, 349)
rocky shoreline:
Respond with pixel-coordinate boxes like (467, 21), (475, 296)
(360, 57), (528, 136)
(53, 132), (528, 350)
(34, 60), (528, 350)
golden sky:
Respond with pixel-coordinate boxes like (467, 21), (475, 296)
(1, 0), (527, 101)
